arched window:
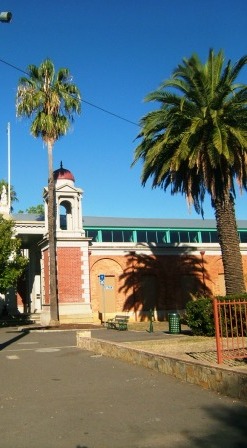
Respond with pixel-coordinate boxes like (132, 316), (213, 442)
(59, 200), (72, 230)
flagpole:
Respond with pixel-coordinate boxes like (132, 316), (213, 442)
(7, 122), (11, 213)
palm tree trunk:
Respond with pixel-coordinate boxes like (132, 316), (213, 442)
(213, 193), (246, 295)
(47, 140), (59, 325)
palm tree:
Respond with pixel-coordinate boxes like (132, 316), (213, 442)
(133, 49), (247, 296)
(16, 59), (81, 324)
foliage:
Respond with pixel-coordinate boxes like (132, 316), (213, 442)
(185, 296), (215, 336)
(133, 49), (247, 213)
(0, 215), (28, 294)
(26, 204), (44, 214)
(186, 293), (247, 337)
(18, 204), (44, 215)
(133, 49), (247, 295)
(217, 293), (247, 336)
(16, 59), (81, 145)
(217, 293), (247, 302)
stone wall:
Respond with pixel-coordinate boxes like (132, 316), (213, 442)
(77, 334), (247, 401)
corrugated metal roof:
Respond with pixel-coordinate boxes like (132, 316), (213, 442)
(13, 213), (45, 222)
(82, 216), (218, 228)
(12, 214), (247, 229)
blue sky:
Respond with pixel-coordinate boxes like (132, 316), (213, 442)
(0, 0), (247, 219)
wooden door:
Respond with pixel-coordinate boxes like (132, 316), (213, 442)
(99, 275), (116, 314)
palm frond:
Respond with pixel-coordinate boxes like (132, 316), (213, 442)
(16, 59), (81, 144)
(133, 49), (247, 216)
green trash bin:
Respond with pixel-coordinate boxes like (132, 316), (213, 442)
(168, 312), (181, 334)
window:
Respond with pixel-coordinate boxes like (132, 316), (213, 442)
(169, 231), (198, 243)
(201, 231), (211, 243)
(102, 230), (113, 242)
(210, 232), (219, 243)
(239, 232), (247, 243)
(170, 231), (179, 243)
(200, 231), (218, 243)
(179, 231), (190, 243)
(189, 231), (199, 243)
(146, 231), (158, 243)
(86, 227), (220, 244)
(156, 231), (167, 243)
(122, 230), (134, 242)
(86, 229), (134, 242)
(136, 230), (147, 242)
(86, 230), (99, 242)
(111, 230), (134, 242)
(112, 230), (123, 242)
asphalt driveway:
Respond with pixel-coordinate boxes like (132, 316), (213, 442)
(0, 328), (246, 448)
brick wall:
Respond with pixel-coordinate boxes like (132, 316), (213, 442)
(89, 252), (239, 319)
(57, 247), (83, 302)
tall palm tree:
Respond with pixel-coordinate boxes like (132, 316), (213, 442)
(133, 49), (247, 296)
(16, 59), (81, 324)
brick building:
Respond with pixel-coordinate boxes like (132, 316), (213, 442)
(4, 165), (247, 324)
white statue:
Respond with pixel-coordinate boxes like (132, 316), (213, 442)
(0, 185), (7, 205)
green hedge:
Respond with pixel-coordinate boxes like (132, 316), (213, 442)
(185, 297), (215, 336)
(186, 293), (247, 336)
(217, 293), (247, 302)
(216, 293), (247, 337)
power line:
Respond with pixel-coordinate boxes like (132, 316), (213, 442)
(0, 57), (27, 75)
(0, 57), (139, 127)
(81, 99), (138, 126)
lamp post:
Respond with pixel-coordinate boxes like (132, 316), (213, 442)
(200, 251), (206, 294)
(0, 12), (12, 23)
(0, 11), (12, 213)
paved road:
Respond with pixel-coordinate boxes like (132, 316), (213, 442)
(0, 328), (246, 448)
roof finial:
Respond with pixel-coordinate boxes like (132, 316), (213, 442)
(60, 161), (63, 169)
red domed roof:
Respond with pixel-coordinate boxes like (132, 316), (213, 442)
(54, 162), (75, 182)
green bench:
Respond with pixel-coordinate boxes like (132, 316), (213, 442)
(106, 315), (129, 331)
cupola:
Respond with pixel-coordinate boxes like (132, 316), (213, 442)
(54, 162), (75, 187)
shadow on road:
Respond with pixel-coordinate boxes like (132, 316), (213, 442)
(0, 330), (29, 351)
(177, 402), (247, 447)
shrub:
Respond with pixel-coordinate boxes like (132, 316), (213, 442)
(186, 296), (215, 336)
(217, 293), (247, 302)
(217, 293), (247, 337)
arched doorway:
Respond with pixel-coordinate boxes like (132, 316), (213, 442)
(90, 258), (123, 320)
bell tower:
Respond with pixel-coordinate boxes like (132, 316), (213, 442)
(41, 163), (92, 324)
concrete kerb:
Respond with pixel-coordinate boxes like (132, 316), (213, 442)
(77, 331), (247, 402)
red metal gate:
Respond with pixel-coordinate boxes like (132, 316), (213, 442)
(213, 297), (247, 364)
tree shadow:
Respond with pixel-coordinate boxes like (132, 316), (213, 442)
(74, 401), (246, 448)
(0, 329), (29, 350)
(0, 303), (34, 328)
(119, 246), (211, 321)
(177, 402), (247, 447)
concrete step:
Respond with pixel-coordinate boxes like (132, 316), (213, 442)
(59, 315), (95, 324)
(30, 313), (41, 324)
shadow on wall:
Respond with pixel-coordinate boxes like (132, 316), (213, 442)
(119, 247), (211, 321)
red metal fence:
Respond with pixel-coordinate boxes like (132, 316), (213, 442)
(213, 297), (247, 364)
